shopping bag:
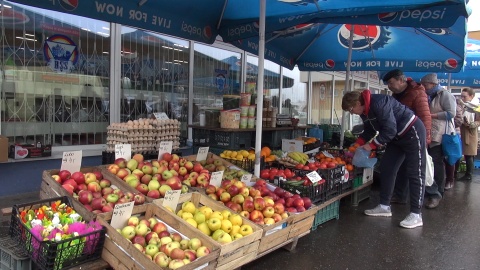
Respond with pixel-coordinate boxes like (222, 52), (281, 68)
(425, 154), (434, 187)
(442, 119), (462, 166)
(352, 147), (377, 168)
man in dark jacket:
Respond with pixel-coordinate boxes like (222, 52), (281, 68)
(342, 90), (426, 229)
(382, 69), (432, 204)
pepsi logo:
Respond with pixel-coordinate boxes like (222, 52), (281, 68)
(421, 28), (447, 35)
(0, 8), (30, 24)
(338, 25), (381, 50)
(325, 59), (335, 69)
(444, 59), (458, 70)
(59, 0), (79, 11)
(378, 12), (398, 23)
(203, 26), (212, 40)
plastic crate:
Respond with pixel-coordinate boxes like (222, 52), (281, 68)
(351, 185), (371, 206)
(9, 197), (106, 270)
(311, 201), (340, 231)
(278, 180), (327, 204)
(353, 176), (363, 188)
(211, 130), (252, 149)
(223, 157), (255, 172)
(318, 124), (341, 142)
(193, 128), (212, 145)
(340, 178), (352, 193)
(0, 237), (32, 270)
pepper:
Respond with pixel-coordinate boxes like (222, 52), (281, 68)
(20, 211), (27, 223)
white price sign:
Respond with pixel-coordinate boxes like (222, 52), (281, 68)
(60, 150), (82, 173)
(322, 151), (334, 158)
(162, 190), (181, 211)
(115, 144), (131, 161)
(158, 141), (173, 160)
(306, 171), (322, 184)
(196, 147), (209, 161)
(241, 174), (253, 184)
(154, 112), (169, 120)
(110, 201), (134, 229)
(210, 171), (224, 187)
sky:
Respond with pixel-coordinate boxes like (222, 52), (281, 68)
(469, 0), (480, 31)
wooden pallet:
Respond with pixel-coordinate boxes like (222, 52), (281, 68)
(97, 203), (220, 270)
(154, 192), (263, 269)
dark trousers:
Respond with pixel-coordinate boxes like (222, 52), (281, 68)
(464, 155), (474, 176)
(425, 145), (444, 198)
(393, 162), (410, 201)
(445, 159), (455, 184)
(379, 121), (426, 214)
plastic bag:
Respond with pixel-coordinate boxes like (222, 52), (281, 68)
(425, 154), (434, 187)
(352, 147), (377, 168)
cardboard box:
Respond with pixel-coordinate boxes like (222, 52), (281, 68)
(0, 136), (8, 162)
(9, 144), (52, 159)
(282, 138), (321, 153)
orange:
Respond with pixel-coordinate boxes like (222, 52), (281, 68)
(261, 146), (271, 157)
(346, 164), (354, 171)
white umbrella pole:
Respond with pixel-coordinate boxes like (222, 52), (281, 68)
(254, 0), (266, 177)
(340, 26), (354, 148)
(447, 73), (452, 91)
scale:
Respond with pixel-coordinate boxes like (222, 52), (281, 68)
(276, 114), (292, 126)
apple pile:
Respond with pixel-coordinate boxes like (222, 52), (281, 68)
(205, 179), (313, 224)
(174, 201), (254, 244)
(107, 153), (211, 199)
(119, 216), (211, 269)
(51, 170), (146, 214)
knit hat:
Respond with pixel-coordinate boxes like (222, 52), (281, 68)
(382, 69), (403, 84)
(421, 73), (438, 84)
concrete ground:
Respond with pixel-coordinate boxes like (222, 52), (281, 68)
(1, 173), (479, 270)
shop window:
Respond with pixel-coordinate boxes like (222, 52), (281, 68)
(0, 3), (110, 147)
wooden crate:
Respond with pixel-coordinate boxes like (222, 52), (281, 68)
(40, 167), (152, 219)
(287, 204), (319, 239)
(154, 192), (263, 269)
(97, 203), (220, 270)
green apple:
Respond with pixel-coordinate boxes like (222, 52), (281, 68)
(194, 212), (206, 225)
(188, 238), (202, 251)
(145, 244), (159, 258)
(207, 217), (222, 231)
(212, 229), (226, 240)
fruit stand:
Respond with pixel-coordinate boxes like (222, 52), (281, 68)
(1, 139), (374, 270)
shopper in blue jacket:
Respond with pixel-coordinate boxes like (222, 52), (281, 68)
(342, 90), (426, 229)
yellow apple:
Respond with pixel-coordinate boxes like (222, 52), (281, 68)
(185, 218), (198, 228)
(239, 224), (253, 236)
(181, 212), (194, 220)
(221, 220), (233, 233)
(232, 233), (243, 240)
(182, 201), (197, 214)
(264, 217), (275, 225)
(228, 214), (243, 227)
(197, 222), (211, 236)
(230, 225), (241, 236)
(217, 231), (233, 243)
(206, 217), (222, 231)
(210, 211), (224, 220)
(211, 229), (225, 240)
(176, 209), (184, 217)
(199, 206), (213, 219)
(221, 210), (232, 221)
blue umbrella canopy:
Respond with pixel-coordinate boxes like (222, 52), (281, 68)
(226, 16), (467, 72)
(6, 0), (468, 44)
(400, 39), (480, 87)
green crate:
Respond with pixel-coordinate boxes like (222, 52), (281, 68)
(0, 237), (32, 270)
(318, 124), (341, 142)
(351, 185), (371, 206)
(311, 201), (340, 231)
(353, 176), (363, 188)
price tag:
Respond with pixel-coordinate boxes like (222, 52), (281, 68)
(154, 112), (169, 120)
(60, 150), (82, 173)
(210, 171), (224, 187)
(115, 144), (131, 160)
(158, 141), (173, 160)
(306, 171), (322, 184)
(241, 174), (252, 184)
(196, 147), (209, 161)
(110, 201), (134, 229)
(162, 190), (181, 211)
(322, 151), (334, 158)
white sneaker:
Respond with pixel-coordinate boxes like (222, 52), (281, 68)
(400, 213), (423, 229)
(364, 205), (392, 217)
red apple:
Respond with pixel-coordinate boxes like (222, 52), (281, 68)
(71, 172), (85, 185)
(58, 170), (71, 181)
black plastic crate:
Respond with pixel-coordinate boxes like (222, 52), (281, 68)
(193, 129), (212, 145)
(318, 165), (345, 182)
(278, 180), (327, 204)
(211, 130), (252, 149)
(340, 178), (353, 192)
(325, 180), (342, 200)
(9, 197), (105, 270)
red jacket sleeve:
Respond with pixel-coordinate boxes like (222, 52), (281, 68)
(413, 92), (432, 144)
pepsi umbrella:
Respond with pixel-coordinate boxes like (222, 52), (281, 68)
(401, 39), (480, 88)
(6, 0), (469, 45)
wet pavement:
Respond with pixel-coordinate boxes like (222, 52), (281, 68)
(1, 175), (479, 270)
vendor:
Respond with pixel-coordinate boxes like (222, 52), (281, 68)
(342, 90), (426, 229)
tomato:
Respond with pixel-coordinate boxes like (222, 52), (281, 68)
(260, 170), (270, 180)
(303, 179), (312, 186)
(295, 164), (304, 169)
(307, 163), (317, 170)
(269, 168), (278, 175)
(318, 163), (327, 169)
(284, 168), (294, 178)
(327, 162), (337, 168)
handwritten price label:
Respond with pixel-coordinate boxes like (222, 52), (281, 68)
(110, 201), (134, 229)
(115, 144), (131, 160)
(162, 190), (181, 211)
(60, 150), (82, 173)
(154, 112), (169, 120)
(158, 141), (173, 160)
(210, 171), (224, 187)
(241, 174), (253, 184)
(196, 147), (209, 161)
(322, 151), (334, 158)
(306, 171), (322, 184)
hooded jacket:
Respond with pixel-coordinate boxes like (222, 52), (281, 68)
(356, 90), (417, 149)
(392, 79), (432, 144)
